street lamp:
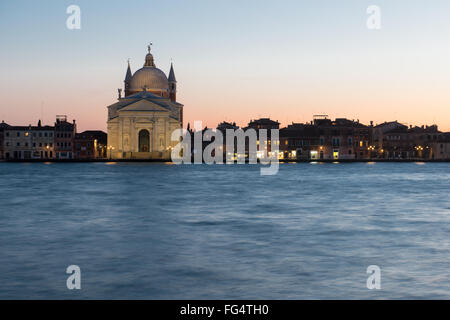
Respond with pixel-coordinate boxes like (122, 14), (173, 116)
(108, 146), (115, 160)
(367, 145), (375, 159)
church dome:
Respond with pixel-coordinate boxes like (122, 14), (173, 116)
(128, 67), (169, 92)
(127, 45), (170, 94)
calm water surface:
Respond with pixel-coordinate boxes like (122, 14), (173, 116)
(0, 162), (449, 299)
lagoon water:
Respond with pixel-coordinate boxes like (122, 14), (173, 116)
(0, 162), (449, 299)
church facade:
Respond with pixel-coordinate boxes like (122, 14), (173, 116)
(107, 46), (183, 159)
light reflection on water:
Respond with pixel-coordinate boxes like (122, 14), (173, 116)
(0, 162), (449, 299)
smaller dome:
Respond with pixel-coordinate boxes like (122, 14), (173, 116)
(145, 53), (155, 67)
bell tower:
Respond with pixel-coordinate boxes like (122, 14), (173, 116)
(168, 62), (177, 102)
(124, 59), (132, 97)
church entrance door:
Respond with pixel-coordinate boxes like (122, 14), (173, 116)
(139, 129), (150, 152)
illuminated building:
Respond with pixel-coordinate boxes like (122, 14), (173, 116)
(107, 45), (183, 160)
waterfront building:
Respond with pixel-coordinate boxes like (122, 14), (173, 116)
(380, 125), (441, 159)
(431, 133), (450, 160)
(0, 121), (10, 159)
(280, 116), (372, 160)
(74, 133), (93, 159)
(317, 117), (353, 160)
(74, 130), (107, 159)
(373, 121), (408, 153)
(54, 115), (76, 159)
(280, 123), (320, 160)
(107, 46), (183, 160)
(245, 118), (280, 158)
(316, 117), (372, 160)
(216, 121), (239, 160)
(351, 120), (373, 159)
(3, 120), (55, 160)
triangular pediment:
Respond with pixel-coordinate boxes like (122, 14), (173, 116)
(118, 99), (170, 113)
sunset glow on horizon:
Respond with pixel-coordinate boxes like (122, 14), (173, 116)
(1, 0), (449, 132)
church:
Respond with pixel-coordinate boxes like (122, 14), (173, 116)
(107, 45), (183, 159)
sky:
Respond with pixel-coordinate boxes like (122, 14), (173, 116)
(0, 0), (449, 132)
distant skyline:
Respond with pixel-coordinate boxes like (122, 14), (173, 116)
(1, 0), (450, 132)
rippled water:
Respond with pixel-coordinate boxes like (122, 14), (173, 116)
(0, 162), (449, 299)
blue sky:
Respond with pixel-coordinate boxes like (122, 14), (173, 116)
(1, 0), (449, 131)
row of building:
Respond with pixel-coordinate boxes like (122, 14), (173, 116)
(1, 115), (449, 161)
(0, 116), (107, 160)
(189, 116), (450, 161)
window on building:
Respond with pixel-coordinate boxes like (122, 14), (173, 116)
(332, 138), (340, 147)
(17, 132), (20, 137)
